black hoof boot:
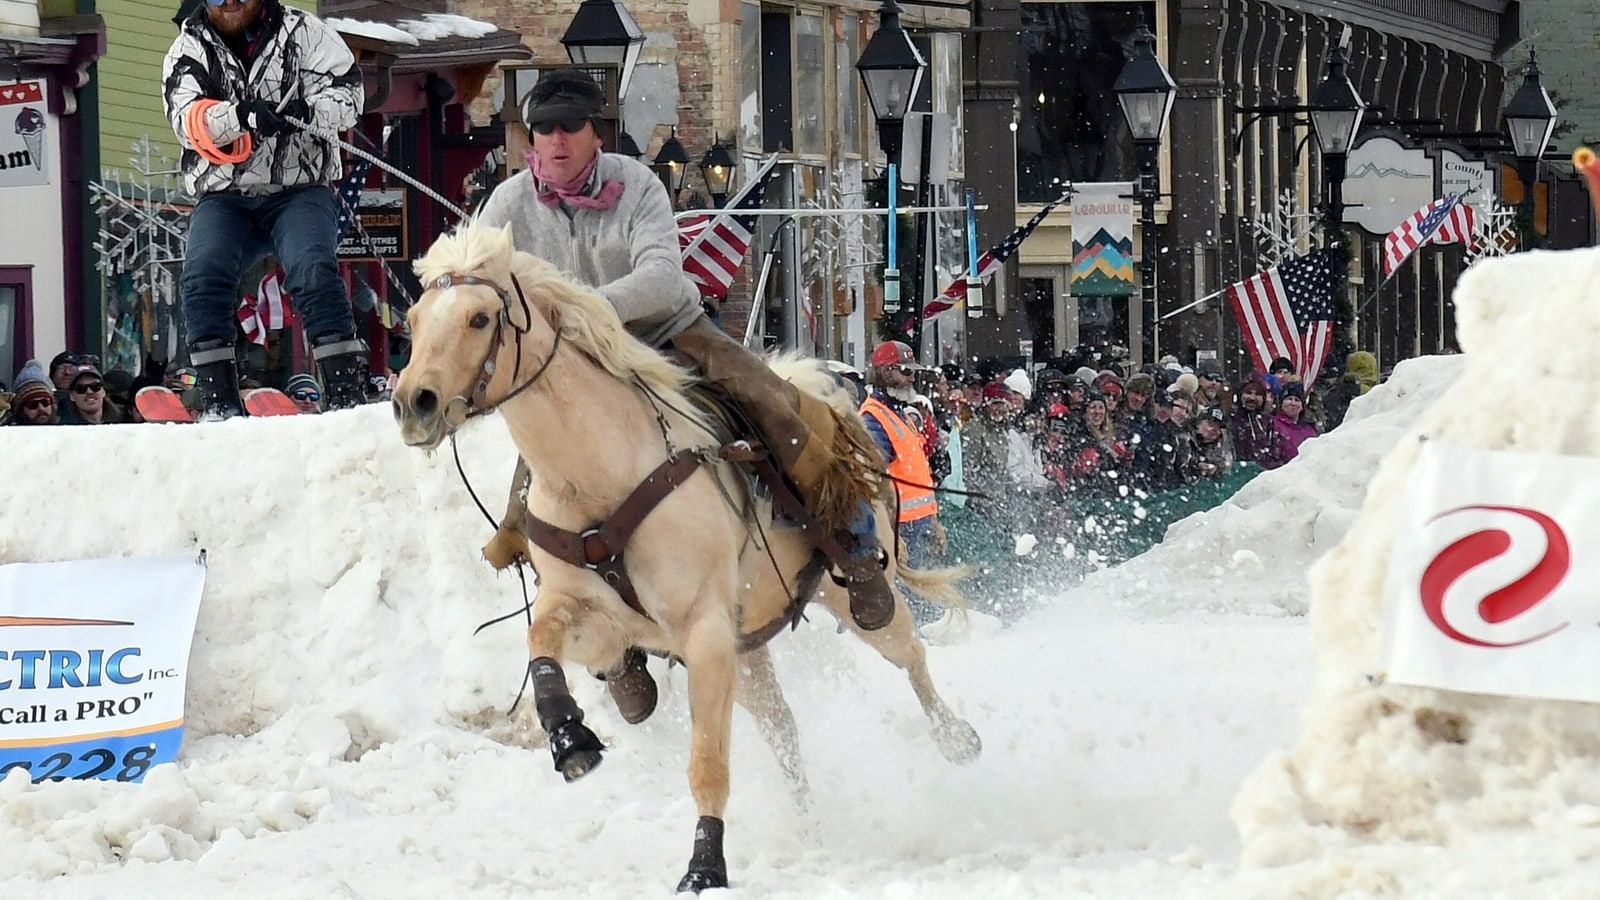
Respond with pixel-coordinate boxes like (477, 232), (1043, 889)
(531, 656), (606, 783)
(549, 720), (605, 783)
(675, 816), (728, 894)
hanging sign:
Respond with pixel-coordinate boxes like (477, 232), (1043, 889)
(0, 81), (50, 187)
(1070, 182), (1134, 297)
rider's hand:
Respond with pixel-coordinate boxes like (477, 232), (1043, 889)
(241, 99), (309, 138)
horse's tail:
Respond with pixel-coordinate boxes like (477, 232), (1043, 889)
(896, 561), (973, 610)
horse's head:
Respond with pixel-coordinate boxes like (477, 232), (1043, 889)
(394, 223), (546, 449)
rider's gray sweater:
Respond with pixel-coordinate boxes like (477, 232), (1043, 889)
(476, 153), (703, 349)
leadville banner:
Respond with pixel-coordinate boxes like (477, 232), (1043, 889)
(1070, 182), (1134, 298)
(1382, 441), (1600, 703)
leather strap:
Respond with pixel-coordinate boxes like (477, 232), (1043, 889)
(522, 449), (705, 620)
(735, 553), (826, 653)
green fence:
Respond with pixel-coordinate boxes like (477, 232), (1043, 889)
(937, 464), (1263, 621)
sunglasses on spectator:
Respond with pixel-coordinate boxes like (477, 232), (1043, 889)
(292, 390), (321, 402)
(531, 118), (590, 136)
(23, 397), (53, 411)
(72, 381), (104, 395)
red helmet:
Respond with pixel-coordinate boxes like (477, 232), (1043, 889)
(870, 340), (918, 369)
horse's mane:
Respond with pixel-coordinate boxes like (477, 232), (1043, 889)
(415, 223), (707, 432)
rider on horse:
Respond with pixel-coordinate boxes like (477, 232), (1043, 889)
(474, 69), (897, 722)
(162, 0), (369, 416)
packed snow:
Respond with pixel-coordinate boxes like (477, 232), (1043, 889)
(4, 246), (1588, 897)
(325, 18), (421, 47)
(395, 14), (500, 43)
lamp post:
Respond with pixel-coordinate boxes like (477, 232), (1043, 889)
(560, 0), (646, 101)
(1307, 45), (1365, 251)
(698, 140), (736, 207)
(1114, 19), (1176, 366)
(1502, 49), (1557, 249)
(856, 0), (926, 334)
(652, 127), (690, 203)
(1306, 44), (1365, 351)
(616, 130), (643, 161)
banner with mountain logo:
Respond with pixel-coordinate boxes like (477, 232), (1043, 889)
(1070, 182), (1134, 297)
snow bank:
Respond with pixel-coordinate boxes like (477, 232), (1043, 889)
(1057, 353), (1462, 618)
(1232, 247), (1600, 895)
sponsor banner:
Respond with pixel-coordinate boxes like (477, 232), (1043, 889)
(1070, 183), (1134, 297)
(1382, 442), (1600, 703)
(0, 555), (205, 782)
(337, 189), (407, 261)
(0, 80), (50, 188)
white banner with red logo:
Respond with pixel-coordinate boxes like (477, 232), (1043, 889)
(1382, 441), (1600, 703)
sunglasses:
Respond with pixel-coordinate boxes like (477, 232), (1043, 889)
(531, 118), (590, 136)
(204, 0), (248, 6)
(23, 397), (53, 411)
(291, 390), (321, 402)
(72, 382), (104, 395)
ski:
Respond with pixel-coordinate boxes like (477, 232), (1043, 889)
(243, 388), (300, 417)
(135, 386), (194, 423)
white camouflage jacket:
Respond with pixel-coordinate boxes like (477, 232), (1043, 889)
(161, 0), (363, 196)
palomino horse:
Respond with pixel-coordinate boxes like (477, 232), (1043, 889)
(392, 223), (980, 893)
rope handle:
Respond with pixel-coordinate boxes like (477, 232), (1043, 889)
(185, 99), (252, 166)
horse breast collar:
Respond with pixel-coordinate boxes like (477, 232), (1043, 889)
(521, 449), (707, 620)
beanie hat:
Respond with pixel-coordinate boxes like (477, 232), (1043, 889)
(1125, 372), (1156, 396)
(1073, 366), (1099, 384)
(1278, 381), (1306, 400)
(286, 373), (322, 396)
(15, 358), (46, 387)
(981, 383), (1011, 404)
(1168, 372), (1199, 398)
(1003, 369), (1032, 399)
(47, 352), (76, 373)
(13, 379), (53, 407)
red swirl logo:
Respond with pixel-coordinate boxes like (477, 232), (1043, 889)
(1419, 504), (1571, 647)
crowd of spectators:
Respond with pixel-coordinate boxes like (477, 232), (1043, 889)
(853, 343), (1384, 620)
(0, 350), (393, 426)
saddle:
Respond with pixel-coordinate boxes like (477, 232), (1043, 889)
(483, 370), (833, 653)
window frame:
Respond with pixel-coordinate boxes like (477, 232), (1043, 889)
(0, 266), (35, 384)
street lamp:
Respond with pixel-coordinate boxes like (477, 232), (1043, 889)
(856, 0), (927, 333)
(1502, 48), (1557, 245)
(1114, 19), (1176, 366)
(560, 0), (646, 101)
(855, 0), (926, 169)
(699, 140), (736, 207)
(652, 127), (690, 200)
(1308, 44), (1365, 246)
(616, 130), (643, 161)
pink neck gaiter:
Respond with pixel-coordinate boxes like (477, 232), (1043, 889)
(526, 150), (624, 211)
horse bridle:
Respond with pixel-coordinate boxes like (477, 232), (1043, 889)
(427, 271), (564, 425)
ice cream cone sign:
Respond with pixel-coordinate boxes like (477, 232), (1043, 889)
(15, 108), (44, 170)
(0, 82), (50, 186)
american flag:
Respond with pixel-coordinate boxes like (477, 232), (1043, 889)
(1226, 249), (1339, 382)
(680, 154), (781, 299)
(922, 188), (1069, 320)
(1383, 195), (1475, 277)
(238, 267), (289, 346)
(334, 158), (373, 240)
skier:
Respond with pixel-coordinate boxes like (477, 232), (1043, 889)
(161, 0), (367, 417)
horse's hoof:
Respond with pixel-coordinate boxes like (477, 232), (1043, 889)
(935, 720), (982, 765)
(675, 866), (729, 894)
(549, 721), (605, 782)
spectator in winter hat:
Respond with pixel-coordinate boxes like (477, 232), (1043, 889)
(1196, 363), (1231, 415)
(286, 372), (323, 415)
(1003, 368), (1033, 400)
(1231, 375), (1276, 464)
(1269, 357), (1299, 384)
(11, 378), (58, 425)
(1344, 350), (1379, 395)
(48, 352), (79, 391)
(1264, 381), (1319, 468)
(60, 363), (124, 425)
(1186, 406), (1234, 481)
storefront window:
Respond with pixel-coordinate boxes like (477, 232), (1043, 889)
(795, 13), (826, 156)
(1016, 2), (1157, 202)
